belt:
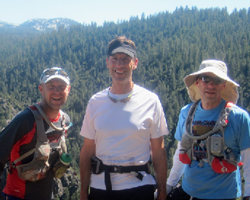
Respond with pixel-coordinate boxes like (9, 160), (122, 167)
(102, 163), (151, 191)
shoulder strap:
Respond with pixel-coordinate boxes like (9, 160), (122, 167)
(12, 107), (48, 166)
(29, 107), (48, 142)
(33, 104), (64, 131)
(33, 104), (72, 131)
(13, 148), (35, 165)
(185, 100), (200, 137)
(214, 101), (234, 131)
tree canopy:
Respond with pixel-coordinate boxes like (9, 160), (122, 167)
(0, 7), (250, 199)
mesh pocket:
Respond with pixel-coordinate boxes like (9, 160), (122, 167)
(16, 159), (49, 182)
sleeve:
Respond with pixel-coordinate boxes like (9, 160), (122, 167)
(80, 102), (96, 139)
(0, 119), (19, 172)
(237, 109), (250, 197)
(62, 112), (71, 138)
(150, 96), (169, 139)
(241, 148), (250, 197)
(236, 110), (250, 151)
(167, 141), (186, 186)
(0, 110), (34, 173)
(64, 112), (71, 127)
(175, 105), (190, 141)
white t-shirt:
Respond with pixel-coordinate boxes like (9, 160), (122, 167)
(80, 84), (168, 190)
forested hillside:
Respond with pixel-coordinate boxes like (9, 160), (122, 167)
(0, 7), (250, 199)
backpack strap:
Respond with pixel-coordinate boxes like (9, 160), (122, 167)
(33, 104), (72, 131)
(30, 106), (48, 142)
(33, 104), (64, 131)
(12, 149), (36, 166)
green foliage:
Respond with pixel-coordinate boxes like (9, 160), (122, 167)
(0, 6), (250, 198)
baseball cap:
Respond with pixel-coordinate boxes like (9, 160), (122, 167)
(40, 67), (70, 85)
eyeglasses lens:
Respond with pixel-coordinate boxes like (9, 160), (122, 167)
(201, 76), (224, 85)
(43, 69), (68, 77)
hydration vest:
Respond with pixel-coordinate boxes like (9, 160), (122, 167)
(179, 100), (239, 173)
(11, 104), (72, 182)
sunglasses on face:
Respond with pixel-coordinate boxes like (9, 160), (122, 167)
(199, 75), (225, 85)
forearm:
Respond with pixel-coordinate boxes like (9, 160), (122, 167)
(80, 151), (91, 199)
(167, 141), (186, 187)
(241, 148), (250, 197)
(151, 137), (167, 200)
(153, 149), (167, 194)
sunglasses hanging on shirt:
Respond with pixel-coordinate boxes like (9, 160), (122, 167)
(108, 90), (132, 103)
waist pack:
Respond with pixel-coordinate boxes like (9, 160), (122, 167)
(16, 160), (49, 182)
(91, 156), (151, 191)
(179, 100), (238, 173)
(11, 104), (71, 182)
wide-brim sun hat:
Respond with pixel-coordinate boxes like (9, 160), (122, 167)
(183, 59), (239, 104)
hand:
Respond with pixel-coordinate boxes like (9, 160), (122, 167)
(154, 189), (158, 200)
(80, 191), (89, 200)
(167, 184), (173, 196)
(154, 184), (174, 200)
(154, 189), (167, 200)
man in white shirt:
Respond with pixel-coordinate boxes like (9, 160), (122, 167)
(79, 36), (168, 200)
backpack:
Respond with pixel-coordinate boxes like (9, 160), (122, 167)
(11, 104), (72, 182)
(179, 100), (238, 173)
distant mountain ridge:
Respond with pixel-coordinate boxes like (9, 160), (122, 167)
(0, 18), (80, 33)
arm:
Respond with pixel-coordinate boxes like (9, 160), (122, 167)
(0, 110), (34, 174)
(167, 141), (186, 187)
(151, 136), (167, 200)
(241, 148), (250, 199)
(80, 137), (96, 200)
(0, 124), (18, 173)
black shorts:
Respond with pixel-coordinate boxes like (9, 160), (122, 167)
(89, 185), (155, 200)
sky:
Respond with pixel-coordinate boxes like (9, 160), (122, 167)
(0, 0), (249, 26)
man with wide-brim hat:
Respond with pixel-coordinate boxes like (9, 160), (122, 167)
(166, 60), (250, 200)
(184, 59), (239, 105)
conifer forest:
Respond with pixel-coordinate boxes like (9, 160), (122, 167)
(0, 7), (250, 199)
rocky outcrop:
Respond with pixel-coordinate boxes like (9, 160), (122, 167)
(53, 168), (80, 199)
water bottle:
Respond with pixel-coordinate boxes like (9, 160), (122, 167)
(61, 153), (72, 164)
(52, 153), (72, 178)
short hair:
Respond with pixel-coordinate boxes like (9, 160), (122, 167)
(107, 36), (137, 58)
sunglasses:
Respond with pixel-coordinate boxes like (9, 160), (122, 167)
(108, 90), (132, 103)
(43, 68), (69, 77)
(40, 68), (69, 82)
(199, 75), (225, 85)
